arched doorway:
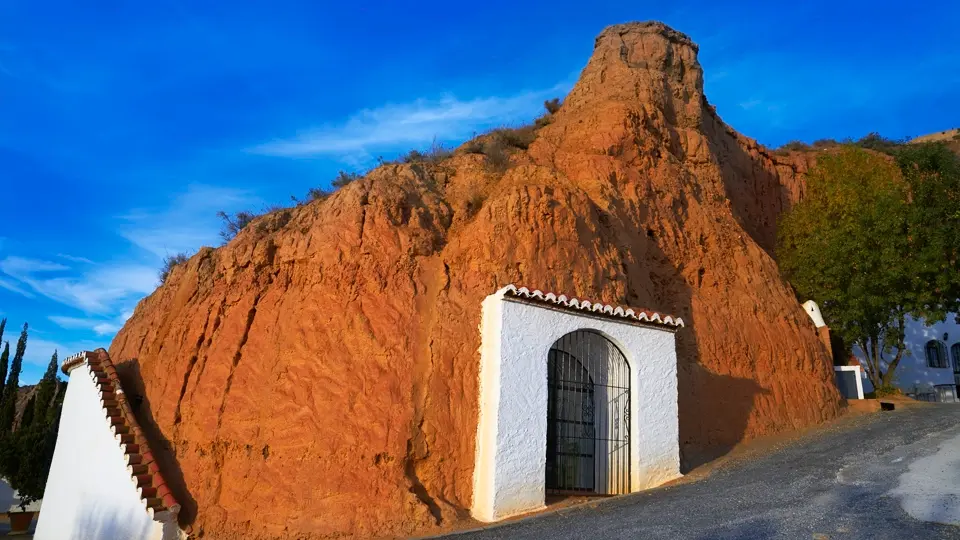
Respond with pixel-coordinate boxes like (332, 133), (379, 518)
(545, 330), (630, 495)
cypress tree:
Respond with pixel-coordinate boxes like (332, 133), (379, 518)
(0, 324), (27, 435)
(0, 342), (9, 405)
(19, 395), (35, 432)
(46, 380), (66, 425)
(4, 323), (26, 397)
(32, 351), (58, 426)
(0, 318), (7, 404)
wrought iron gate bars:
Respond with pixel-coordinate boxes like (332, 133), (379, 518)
(546, 330), (631, 496)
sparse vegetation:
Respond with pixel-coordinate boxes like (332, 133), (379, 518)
(403, 138), (454, 164)
(778, 140), (812, 152)
(852, 132), (905, 155)
(482, 138), (511, 172)
(462, 135), (484, 155)
(217, 210), (259, 242)
(159, 252), (189, 283)
(544, 97), (562, 115)
(306, 187), (331, 201)
(402, 150), (426, 163)
(812, 139), (840, 149)
(465, 191), (487, 218)
(458, 128), (531, 173)
(534, 115), (554, 128)
(776, 133), (908, 155)
(332, 170), (362, 189)
(492, 125), (538, 150)
(296, 169), (365, 205)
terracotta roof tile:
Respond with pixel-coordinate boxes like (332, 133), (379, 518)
(500, 284), (684, 328)
(61, 349), (182, 521)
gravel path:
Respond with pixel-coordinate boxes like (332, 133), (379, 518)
(437, 405), (960, 540)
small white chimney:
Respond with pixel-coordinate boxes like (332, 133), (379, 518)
(802, 300), (826, 328)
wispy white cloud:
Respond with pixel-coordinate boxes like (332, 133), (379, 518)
(1, 183), (260, 364)
(250, 82), (572, 159)
(0, 276), (34, 298)
(118, 184), (260, 258)
(48, 315), (122, 336)
(0, 256), (157, 313)
(57, 253), (94, 264)
(0, 256), (69, 274)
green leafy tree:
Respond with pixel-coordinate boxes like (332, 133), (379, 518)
(0, 318), (6, 349)
(0, 323), (27, 435)
(895, 142), (960, 316)
(32, 351), (59, 426)
(779, 146), (960, 392)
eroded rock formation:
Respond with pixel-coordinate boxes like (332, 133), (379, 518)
(109, 22), (842, 539)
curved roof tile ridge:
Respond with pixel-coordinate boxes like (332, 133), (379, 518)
(500, 284), (684, 328)
(62, 350), (182, 523)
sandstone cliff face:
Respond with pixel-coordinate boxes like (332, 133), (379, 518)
(109, 22), (842, 539)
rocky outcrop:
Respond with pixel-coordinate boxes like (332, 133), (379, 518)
(108, 21), (842, 539)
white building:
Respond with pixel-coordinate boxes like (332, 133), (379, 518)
(35, 349), (186, 540)
(857, 315), (960, 401)
(472, 285), (683, 522)
(802, 299), (960, 401)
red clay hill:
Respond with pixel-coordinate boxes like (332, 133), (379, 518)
(108, 21), (841, 539)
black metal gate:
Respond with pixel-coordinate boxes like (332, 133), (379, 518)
(545, 330), (630, 495)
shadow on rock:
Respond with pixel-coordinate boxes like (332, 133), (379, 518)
(115, 358), (198, 531)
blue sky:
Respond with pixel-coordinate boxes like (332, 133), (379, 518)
(1, 1), (958, 383)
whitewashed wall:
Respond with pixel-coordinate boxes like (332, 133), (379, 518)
(855, 314), (960, 395)
(472, 290), (681, 522)
(34, 362), (166, 540)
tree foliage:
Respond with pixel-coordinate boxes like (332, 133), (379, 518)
(0, 341), (8, 406)
(0, 322), (65, 510)
(778, 144), (960, 390)
(0, 324), (27, 434)
(32, 352), (58, 426)
(853, 132), (906, 155)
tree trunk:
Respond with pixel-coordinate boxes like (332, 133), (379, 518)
(860, 337), (883, 389)
(881, 313), (907, 387)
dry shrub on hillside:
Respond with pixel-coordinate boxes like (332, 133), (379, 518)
(159, 253), (189, 283)
(403, 139), (454, 164)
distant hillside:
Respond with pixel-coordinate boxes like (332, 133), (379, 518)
(910, 128), (960, 144)
(12, 385), (37, 431)
(910, 128), (960, 157)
